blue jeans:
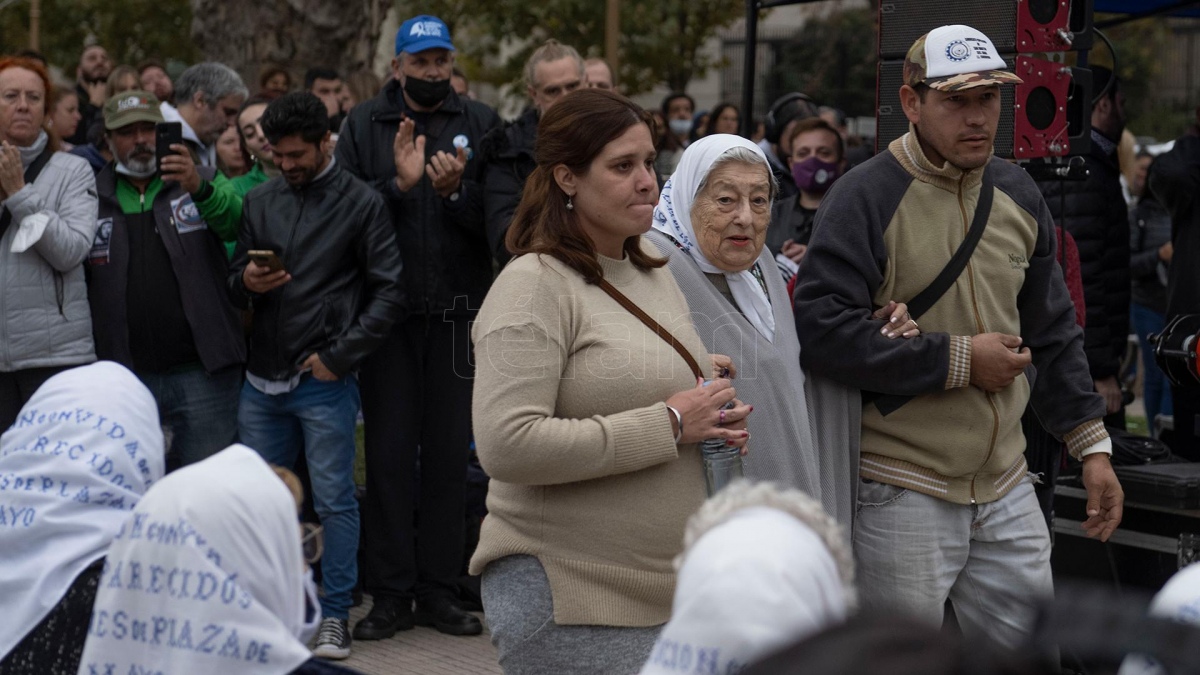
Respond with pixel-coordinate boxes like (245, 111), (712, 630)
(238, 374), (361, 620)
(853, 476), (1052, 650)
(139, 365), (241, 468)
(1131, 302), (1173, 426)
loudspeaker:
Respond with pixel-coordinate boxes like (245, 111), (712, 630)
(878, 0), (1088, 59)
(876, 57), (1089, 159)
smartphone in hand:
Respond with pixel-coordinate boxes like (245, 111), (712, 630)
(155, 122), (183, 174)
(248, 250), (286, 274)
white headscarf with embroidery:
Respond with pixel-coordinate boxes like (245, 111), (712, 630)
(0, 361), (165, 659)
(77, 444), (320, 675)
(652, 133), (777, 342)
(640, 481), (853, 675)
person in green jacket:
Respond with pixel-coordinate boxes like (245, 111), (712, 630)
(86, 91), (246, 467)
(226, 96), (279, 258)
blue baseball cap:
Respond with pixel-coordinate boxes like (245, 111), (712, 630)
(396, 15), (455, 55)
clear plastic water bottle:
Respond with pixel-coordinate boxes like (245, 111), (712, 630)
(701, 382), (743, 496)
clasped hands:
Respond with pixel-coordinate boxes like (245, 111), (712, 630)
(393, 118), (466, 198)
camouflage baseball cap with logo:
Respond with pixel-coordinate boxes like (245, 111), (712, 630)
(904, 25), (1023, 92)
(103, 90), (164, 130)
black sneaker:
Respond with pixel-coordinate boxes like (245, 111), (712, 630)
(312, 617), (351, 660)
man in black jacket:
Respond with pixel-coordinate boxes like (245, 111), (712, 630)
(1037, 66), (1130, 427)
(334, 14), (500, 641)
(1149, 109), (1200, 456)
(483, 39), (584, 265)
(87, 91), (246, 468)
(229, 92), (403, 660)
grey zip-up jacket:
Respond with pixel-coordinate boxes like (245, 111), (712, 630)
(0, 151), (99, 371)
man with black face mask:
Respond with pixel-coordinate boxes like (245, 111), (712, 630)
(335, 13), (501, 642)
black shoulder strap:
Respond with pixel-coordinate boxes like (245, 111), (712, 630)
(906, 162), (995, 320)
(0, 144), (56, 238)
(867, 162), (995, 416)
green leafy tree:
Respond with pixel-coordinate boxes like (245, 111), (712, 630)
(1, 0), (198, 76)
(773, 7), (877, 117)
(398, 0), (742, 97)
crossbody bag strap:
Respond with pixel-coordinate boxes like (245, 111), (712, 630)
(905, 162), (995, 320)
(595, 278), (706, 380)
(0, 143), (55, 239)
(867, 161), (996, 416)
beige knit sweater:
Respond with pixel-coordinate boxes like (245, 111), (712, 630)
(469, 240), (710, 627)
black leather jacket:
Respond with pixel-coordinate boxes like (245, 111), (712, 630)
(228, 162), (404, 380)
(336, 81), (501, 316)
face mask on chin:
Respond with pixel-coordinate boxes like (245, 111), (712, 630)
(668, 118), (692, 137)
(791, 156), (840, 194)
(404, 77), (451, 109)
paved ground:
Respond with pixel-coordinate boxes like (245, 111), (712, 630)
(333, 597), (502, 675)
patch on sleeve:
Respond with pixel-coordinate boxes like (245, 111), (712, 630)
(89, 218), (113, 265)
(169, 194), (208, 234)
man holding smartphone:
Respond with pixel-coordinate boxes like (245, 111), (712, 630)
(85, 90), (246, 468)
(229, 92), (403, 660)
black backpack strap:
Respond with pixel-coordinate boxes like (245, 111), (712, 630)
(0, 143), (56, 238)
(867, 162), (995, 416)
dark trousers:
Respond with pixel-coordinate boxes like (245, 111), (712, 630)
(360, 314), (474, 602)
(0, 365), (71, 430)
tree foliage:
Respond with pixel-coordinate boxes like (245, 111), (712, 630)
(397, 0), (743, 96)
(774, 7), (877, 117)
(191, 0), (390, 92)
(0, 0), (199, 76)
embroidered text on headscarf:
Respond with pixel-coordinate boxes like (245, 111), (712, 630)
(652, 134), (778, 342)
(0, 362), (165, 660)
(78, 444), (317, 675)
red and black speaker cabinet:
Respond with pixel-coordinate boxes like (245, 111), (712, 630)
(878, 0), (1091, 58)
(875, 0), (1094, 160)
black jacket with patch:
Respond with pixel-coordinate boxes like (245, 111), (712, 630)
(336, 80), (501, 316)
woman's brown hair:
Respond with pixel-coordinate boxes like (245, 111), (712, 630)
(0, 56), (59, 151)
(506, 88), (664, 284)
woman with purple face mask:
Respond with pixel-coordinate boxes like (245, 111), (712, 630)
(765, 118), (845, 283)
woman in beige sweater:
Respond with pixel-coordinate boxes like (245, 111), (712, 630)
(470, 89), (751, 674)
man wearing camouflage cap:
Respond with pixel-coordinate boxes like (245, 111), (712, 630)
(85, 90), (245, 468)
(794, 25), (1123, 645)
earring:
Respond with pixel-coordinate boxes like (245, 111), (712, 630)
(566, 195), (574, 211)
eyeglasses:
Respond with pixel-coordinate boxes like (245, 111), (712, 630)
(301, 522), (324, 565)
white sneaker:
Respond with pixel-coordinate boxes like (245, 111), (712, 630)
(312, 617), (351, 660)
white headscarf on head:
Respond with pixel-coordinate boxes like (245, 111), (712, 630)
(640, 481), (853, 675)
(1118, 562), (1200, 675)
(77, 444), (319, 675)
(0, 361), (165, 659)
(652, 133), (777, 342)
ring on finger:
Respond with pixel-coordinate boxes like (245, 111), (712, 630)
(910, 319), (919, 330)
(718, 409), (726, 425)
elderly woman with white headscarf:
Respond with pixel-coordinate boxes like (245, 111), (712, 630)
(647, 134), (919, 527)
(640, 480), (855, 675)
(76, 444), (362, 675)
(0, 361), (165, 674)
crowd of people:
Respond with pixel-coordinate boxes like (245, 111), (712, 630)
(3, 9), (1200, 675)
